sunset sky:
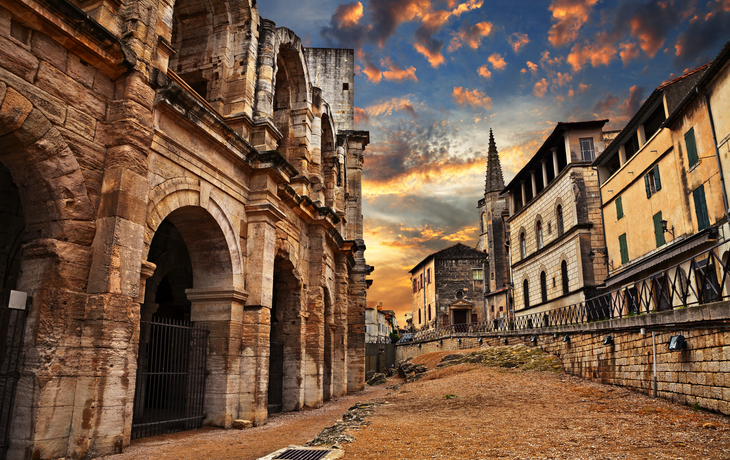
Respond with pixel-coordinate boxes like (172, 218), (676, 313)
(258, 0), (730, 326)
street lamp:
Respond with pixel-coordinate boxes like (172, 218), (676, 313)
(661, 219), (675, 238)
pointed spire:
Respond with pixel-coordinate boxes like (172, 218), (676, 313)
(485, 128), (505, 195)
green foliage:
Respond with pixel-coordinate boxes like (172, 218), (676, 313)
(389, 332), (400, 343)
(443, 394), (458, 399)
(692, 401), (700, 411)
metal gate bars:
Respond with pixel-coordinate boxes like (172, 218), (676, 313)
(0, 300), (27, 460)
(132, 318), (209, 439)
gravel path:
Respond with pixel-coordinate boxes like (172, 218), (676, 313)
(103, 348), (730, 459)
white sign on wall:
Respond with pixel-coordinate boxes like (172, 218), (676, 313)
(8, 290), (27, 310)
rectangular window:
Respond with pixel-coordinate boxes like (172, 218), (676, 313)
(615, 196), (624, 220)
(618, 233), (629, 264)
(693, 184), (710, 231)
(472, 269), (483, 280)
(685, 127), (699, 168)
(412, 279), (416, 293)
(427, 268), (431, 283)
(644, 164), (662, 198)
(653, 211), (665, 247)
(580, 137), (595, 161)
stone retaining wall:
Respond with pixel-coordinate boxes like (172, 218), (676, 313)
(396, 302), (730, 415)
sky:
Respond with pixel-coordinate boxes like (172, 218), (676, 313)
(257, 0), (730, 326)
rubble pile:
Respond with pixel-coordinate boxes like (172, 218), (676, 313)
(307, 401), (387, 447)
(437, 344), (562, 372)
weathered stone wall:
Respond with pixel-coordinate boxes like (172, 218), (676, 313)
(304, 48), (354, 132)
(396, 302), (730, 415)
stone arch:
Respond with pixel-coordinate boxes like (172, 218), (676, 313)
(517, 226), (527, 259)
(534, 213), (544, 250)
(558, 254), (570, 295)
(145, 181), (244, 290)
(554, 197), (565, 236)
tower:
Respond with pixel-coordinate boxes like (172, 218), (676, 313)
(477, 129), (509, 298)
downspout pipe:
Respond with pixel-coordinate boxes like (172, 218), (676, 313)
(697, 87), (730, 228)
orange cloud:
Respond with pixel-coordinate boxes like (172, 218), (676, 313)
(548, 0), (600, 47)
(533, 78), (548, 98)
(414, 42), (445, 67)
(477, 65), (492, 78)
(366, 97), (419, 118)
(338, 1), (364, 27)
(567, 41), (617, 71)
(539, 50), (562, 67)
(442, 226), (479, 242)
(619, 42), (640, 64)
(554, 71), (572, 87)
(464, 22), (493, 49)
(452, 87), (492, 109)
(354, 106), (370, 126)
(522, 61), (538, 74)
(452, 0), (483, 16)
(628, 16), (664, 58)
(568, 88), (575, 98)
(382, 58), (418, 82)
(578, 83), (590, 92)
(508, 32), (529, 53)
(488, 53), (507, 70)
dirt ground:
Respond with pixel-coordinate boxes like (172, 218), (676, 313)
(104, 348), (730, 460)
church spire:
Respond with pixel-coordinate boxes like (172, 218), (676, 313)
(485, 128), (505, 195)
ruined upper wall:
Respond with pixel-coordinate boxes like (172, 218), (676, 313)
(304, 48), (355, 131)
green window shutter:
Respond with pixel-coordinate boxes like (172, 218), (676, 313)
(644, 174), (652, 198)
(693, 185), (710, 231)
(685, 127), (699, 167)
(653, 211), (665, 247)
(618, 233), (629, 264)
(653, 164), (661, 191)
(616, 196), (624, 220)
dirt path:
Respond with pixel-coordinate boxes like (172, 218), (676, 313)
(104, 349), (730, 459)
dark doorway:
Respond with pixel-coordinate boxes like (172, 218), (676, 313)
(453, 309), (468, 332)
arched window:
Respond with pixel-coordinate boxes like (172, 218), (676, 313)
(536, 220), (544, 250)
(557, 205), (564, 236)
(561, 260), (569, 295)
(520, 232), (526, 259)
(523, 279), (530, 308)
(540, 271), (547, 303)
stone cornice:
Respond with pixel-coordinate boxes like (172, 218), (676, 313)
(185, 287), (249, 304)
(245, 202), (287, 224)
(253, 151), (298, 183)
(277, 183), (342, 228)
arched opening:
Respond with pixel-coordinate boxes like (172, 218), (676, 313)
(561, 260), (569, 295)
(134, 205), (234, 438)
(536, 220), (543, 250)
(520, 232), (526, 259)
(0, 162), (24, 299)
(556, 205), (564, 236)
(273, 55), (294, 162)
(169, 0), (215, 99)
(523, 279), (530, 309)
(540, 271), (547, 303)
(269, 257), (304, 413)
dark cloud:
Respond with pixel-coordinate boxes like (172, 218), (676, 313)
(612, 0), (691, 58)
(594, 93), (619, 113)
(673, 6), (730, 69)
(623, 85), (646, 117)
(319, 1), (371, 49)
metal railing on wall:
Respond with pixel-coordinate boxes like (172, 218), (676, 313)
(407, 240), (730, 343)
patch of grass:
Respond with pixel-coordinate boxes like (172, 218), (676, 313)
(443, 394), (458, 399)
(692, 401), (701, 411)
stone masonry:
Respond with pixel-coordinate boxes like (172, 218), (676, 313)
(0, 0), (371, 458)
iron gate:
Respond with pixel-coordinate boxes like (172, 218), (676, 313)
(0, 292), (27, 460)
(268, 342), (284, 414)
(132, 318), (209, 439)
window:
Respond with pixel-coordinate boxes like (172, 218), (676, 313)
(427, 268), (431, 284)
(428, 305), (432, 321)
(418, 309), (421, 324)
(540, 271), (547, 303)
(556, 205), (564, 236)
(624, 132), (640, 160)
(420, 273), (423, 289)
(693, 184), (710, 231)
(618, 233), (629, 264)
(644, 164), (662, 198)
(472, 269), (483, 280)
(412, 279), (416, 293)
(653, 211), (665, 247)
(536, 221), (544, 249)
(615, 196), (624, 220)
(520, 232), (526, 259)
(685, 127), (699, 168)
(342, 82), (349, 90)
(643, 103), (666, 140)
(523, 279), (530, 308)
(561, 261), (569, 295)
(580, 137), (595, 161)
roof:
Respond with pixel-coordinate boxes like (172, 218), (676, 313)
(409, 242), (485, 274)
(664, 38), (730, 126)
(504, 120), (608, 191)
(594, 63), (710, 166)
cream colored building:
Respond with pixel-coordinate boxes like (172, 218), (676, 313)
(503, 121), (608, 315)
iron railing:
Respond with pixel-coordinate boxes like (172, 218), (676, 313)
(132, 317), (209, 439)
(408, 240), (730, 342)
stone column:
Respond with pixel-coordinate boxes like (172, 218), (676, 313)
(253, 19), (276, 121)
(530, 170), (537, 197)
(347, 241), (369, 392)
(332, 253), (349, 397)
(520, 180), (527, 206)
(619, 144), (627, 165)
(552, 147), (560, 177)
(541, 159), (548, 187)
(564, 135), (572, 165)
(304, 226), (326, 408)
(508, 191), (515, 215)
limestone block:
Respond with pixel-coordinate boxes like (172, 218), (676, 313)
(66, 54), (96, 89)
(65, 106), (97, 140)
(35, 62), (106, 120)
(233, 419), (253, 429)
(31, 31), (67, 72)
(0, 85), (32, 136)
(0, 35), (38, 82)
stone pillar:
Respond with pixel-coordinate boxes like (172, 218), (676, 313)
(564, 135), (572, 165)
(508, 191), (515, 215)
(253, 19), (276, 121)
(637, 125), (646, 147)
(347, 241), (369, 392)
(552, 147), (559, 177)
(304, 226), (326, 408)
(520, 180), (527, 206)
(245, 203), (286, 308)
(332, 253), (349, 397)
(240, 304), (270, 424)
(619, 144), (627, 165)
(530, 170), (537, 197)
(541, 159), (548, 187)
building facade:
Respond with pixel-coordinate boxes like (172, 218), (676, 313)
(594, 46), (730, 310)
(0, 0), (370, 458)
(476, 129), (511, 322)
(409, 243), (485, 331)
(503, 121), (608, 315)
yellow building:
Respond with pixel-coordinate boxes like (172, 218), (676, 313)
(594, 59), (730, 309)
